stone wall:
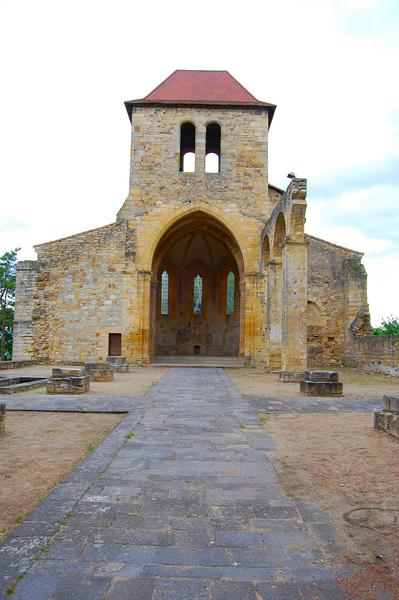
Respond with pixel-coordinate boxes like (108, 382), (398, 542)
(31, 222), (136, 363)
(349, 334), (399, 377)
(0, 360), (39, 370)
(306, 235), (368, 367)
(12, 261), (39, 360)
(117, 106), (275, 222)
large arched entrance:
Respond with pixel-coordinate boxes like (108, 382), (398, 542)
(150, 212), (244, 358)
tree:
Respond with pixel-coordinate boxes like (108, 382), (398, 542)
(373, 316), (399, 336)
(0, 248), (20, 360)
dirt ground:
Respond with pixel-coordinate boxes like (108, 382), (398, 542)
(0, 411), (123, 541)
(0, 365), (167, 396)
(228, 366), (399, 398)
(264, 412), (399, 599)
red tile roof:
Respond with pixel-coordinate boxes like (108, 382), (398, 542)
(125, 70), (276, 121)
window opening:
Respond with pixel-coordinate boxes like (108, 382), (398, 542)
(161, 271), (169, 315)
(205, 122), (221, 173)
(193, 275), (203, 314)
(227, 271), (234, 315)
(180, 122), (196, 172)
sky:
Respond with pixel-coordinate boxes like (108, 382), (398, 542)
(0, 0), (398, 326)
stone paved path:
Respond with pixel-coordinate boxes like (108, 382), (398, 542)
(1, 369), (356, 599)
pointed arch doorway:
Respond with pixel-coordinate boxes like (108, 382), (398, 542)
(149, 212), (244, 358)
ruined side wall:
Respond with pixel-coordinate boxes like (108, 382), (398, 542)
(32, 222), (137, 363)
(306, 235), (367, 366)
(118, 106), (273, 221)
(350, 334), (399, 377)
(12, 261), (39, 360)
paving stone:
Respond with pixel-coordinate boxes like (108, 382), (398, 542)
(0, 367), (382, 598)
(256, 581), (302, 599)
(153, 577), (209, 599)
(105, 576), (156, 600)
(209, 580), (257, 599)
(298, 580), (348, 599)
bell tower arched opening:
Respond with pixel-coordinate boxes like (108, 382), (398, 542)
(150, 212), (243, 358)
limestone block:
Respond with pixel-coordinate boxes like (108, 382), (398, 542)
(300, 380), (343, 396)
(85, 362), (114, 382)
(52, 367), (86, 377)
(382, 395), (399, 414)
(300, 371), (343, 396)
(107, 356), (129, 373)
(47, 375), (90, 394)
(279, 371), (305, 383)
(374, 410), (399, 439)
(0, 403), (5, 434)
(304, 371), (339, 382)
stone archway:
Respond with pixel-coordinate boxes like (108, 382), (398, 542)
(150, 212), (244, 358)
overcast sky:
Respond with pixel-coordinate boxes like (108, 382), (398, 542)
(1, 0), (398, 325)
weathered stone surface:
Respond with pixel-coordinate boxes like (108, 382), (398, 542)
(304, 371), (339, 382)
(374, 410), (399, 439)
(300, 372), (343, 396)
(383, 395), (399, 413)
(107, 356), (129, 373)
(0, 377), (48, 394)
(0, 403), (5, 434)
(52, 367), (86, 378)
(300, 381), (343, 397)
(46, 373), (90, 395)
(349, 334), (399, 378)
(11, 72), (372, 370)
(85, 363), (114, 382)
(0, 360), (39, 370)
(374, 395), (399, 439)
(0, 368), (349, 598)
(279, 371), (305, 383)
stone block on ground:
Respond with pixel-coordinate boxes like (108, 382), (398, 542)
(0, 403), (5, 434)
(382, 395), (399, 414)
(300, 371), (343, 396)
(52, 367), (86, 378)
(304, 371), (339, 382)
(85, 362), (114, 382)
(107, 356), (129, 373)
(47, 367), (90, 394)
(279, 371), (305, 383)
(46, 375), (90, 394)
(374, 395), (399, 439)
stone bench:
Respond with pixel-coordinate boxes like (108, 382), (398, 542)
(47, 367), (90, 394)
(300, 371), (343, 396)
(107, 356), (129, 373)
(0, 403), (5, 434)
(85, 362), (114, 382)
(279, 371), (305, 383)
(374, 395), (399, 439)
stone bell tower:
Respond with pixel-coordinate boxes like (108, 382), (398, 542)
(115, 70), (282, 365)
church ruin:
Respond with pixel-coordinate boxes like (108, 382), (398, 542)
(12, 70), (371, 370)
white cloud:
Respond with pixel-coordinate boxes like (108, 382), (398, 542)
(0, 0), (398, 320)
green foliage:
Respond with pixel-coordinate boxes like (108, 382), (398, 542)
(258, 413), (270, 425)
(373, 316), (399, 336)
(0, 248), (20, 360)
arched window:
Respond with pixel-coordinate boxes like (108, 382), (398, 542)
(180, 122), (196, 172)
(205, 122), (221, 173)
(161, 271), (169, 315)
(193, 275), (202, 314)
(226, 271), (234, 315)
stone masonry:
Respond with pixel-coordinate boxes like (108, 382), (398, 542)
(12, 70), (371, 371)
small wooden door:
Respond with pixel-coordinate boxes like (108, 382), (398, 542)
(108, 333), (122, 356)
